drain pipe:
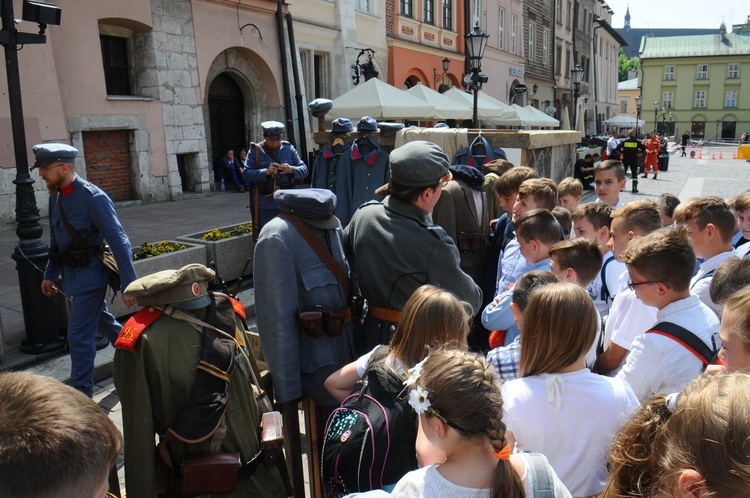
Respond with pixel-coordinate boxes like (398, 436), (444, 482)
(276, 0), (296, 147)
(286, 11), (308, 162)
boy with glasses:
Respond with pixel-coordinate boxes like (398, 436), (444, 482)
(616, 228), (720, 401)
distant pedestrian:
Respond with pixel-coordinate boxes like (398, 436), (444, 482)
(606, 130), (620, 158)
(742, 131), (749, 143)
(681, 131), (690, 156)
(614, 129), (645, 193)
(33, 143), (137, 397)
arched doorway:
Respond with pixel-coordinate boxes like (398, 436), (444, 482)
(208, 73), (246, 181)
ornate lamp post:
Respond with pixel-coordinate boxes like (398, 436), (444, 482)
(635, 95), (642, 134)
(433, 57), (451, 89)
(653, 101), (659, 133)
(465, 24), (489, 128)
(571, 64), (584, 131)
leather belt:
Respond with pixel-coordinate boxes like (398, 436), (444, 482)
(368, 305), (402, 323)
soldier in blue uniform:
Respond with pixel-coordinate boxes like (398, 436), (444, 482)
(243, 121), (308, 234)
(33, 143), (137, 397)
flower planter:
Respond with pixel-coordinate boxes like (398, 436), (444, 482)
(177, 224), (255, 282)
(107, 241), (206, 318)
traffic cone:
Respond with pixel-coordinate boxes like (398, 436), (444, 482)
(719, 151), (724, 159)
(711, 151), (716, 160)
(733, 151), (738, 159)
(698, 151), (703, 159)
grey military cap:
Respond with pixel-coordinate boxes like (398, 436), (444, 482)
(389, 140), (450, 188)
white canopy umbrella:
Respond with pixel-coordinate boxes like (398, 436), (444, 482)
(442, 87), (515, 121)
(603, 114), (645, 129)
(406, 83), (472, 120)
(328, 78), (436, 120)
(524, 105), (560, 128)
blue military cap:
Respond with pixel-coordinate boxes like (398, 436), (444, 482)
(308, 98), (333, 118)
(357, 116), (378, 133)
(378, 122), (404, 137)
(31, 143), (78, 170)
(331, 118), (353, 134)
(274, 188), (340, 229)
(261, 121), (285, 138)
(389, 141), (450, 188)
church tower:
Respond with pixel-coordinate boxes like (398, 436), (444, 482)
(624, 5), (631, 31)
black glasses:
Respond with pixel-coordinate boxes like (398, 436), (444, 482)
(37, 162), (64, 172)
(627, 280), (672, 291)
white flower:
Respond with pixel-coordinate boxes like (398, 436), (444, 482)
(409, 386), (431, 414)
(403, 358), (427, 388)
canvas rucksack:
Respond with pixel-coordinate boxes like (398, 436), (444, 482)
(321, 346), (418, 497)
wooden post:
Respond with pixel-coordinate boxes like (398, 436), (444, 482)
(302, 397), (324, 498)
(280, 401), (306, 498)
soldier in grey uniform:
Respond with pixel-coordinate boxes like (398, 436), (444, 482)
(345, 140), (483, 354)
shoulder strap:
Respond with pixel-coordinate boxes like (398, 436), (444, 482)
(647, 321), (717, 367)
(600, 255), (616, 302)
(690, 269), (716, 290)
(57, 200), (96, 251)
(278, 212), (349, 296)
(522, 452), (555, 498)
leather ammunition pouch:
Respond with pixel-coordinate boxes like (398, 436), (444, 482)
(349, 294), (365, 321)
(297, 306), (352, 337)
(457, 232), (486, 253)
(49, 246), (92, 267)
(182, 452), (240, 495)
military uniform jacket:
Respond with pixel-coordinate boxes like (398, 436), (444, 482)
(615, 137), (645, 165)
(113, 310), (287, 498)
(242, 141), (308, 210)
(333, 139), (389, 227)
(432, 178), (489, 286)
(310, 141), (352, 190)
(44, 175), (136, 295)
(345, 196), (482, 352)
(253, 218), (356, 405)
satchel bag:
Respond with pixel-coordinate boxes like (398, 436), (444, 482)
(182, 452), (240, 495)
(57, 201), (121, 297)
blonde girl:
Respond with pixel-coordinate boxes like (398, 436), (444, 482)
(391, 349), (570, 498)
(324, 284), (472, 401)
(501, 282), (639, 497)
(603, 372), (750, 497)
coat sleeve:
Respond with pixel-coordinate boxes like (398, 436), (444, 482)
(253, 232), (304, 403)
(113, 348), (159, 498)
(243, 145), (270, 184)
(90, 192), (137, 291)
(44, 195), (62, 281)
(426, 232), (483, 316)
(431, 187), (458, 243)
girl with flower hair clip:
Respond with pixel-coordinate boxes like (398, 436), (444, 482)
(391, 349), (571, 498)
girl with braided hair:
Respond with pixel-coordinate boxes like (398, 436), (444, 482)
(501, 283), (639, 497)
(603, 372), (750, 498)
(391, 349), (570, 498)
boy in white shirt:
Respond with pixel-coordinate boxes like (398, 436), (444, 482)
(572, 202), (626, 317)
(616, 228), (720, 401)
(596, 200), (663, 374)
(593, 160), (626, 208)
(732, 191), (750, 258)
(673, 196), (737, 316)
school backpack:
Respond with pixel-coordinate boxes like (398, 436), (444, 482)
(321, 346), (418, 497)
(647, 321), (723, 371)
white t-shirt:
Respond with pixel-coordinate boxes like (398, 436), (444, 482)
(603, 271), (658, 367)
(390, 453), (572, 498)
(689, 250), (735, 317)
(588, 251), (626, 317)
(735, 241), (750, 258)
(502, 369), (639, 497)
(616, 295), (720, 402)
(355, 345), (405, 377)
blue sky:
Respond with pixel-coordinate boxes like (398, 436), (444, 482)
(607, 0), (747, 30)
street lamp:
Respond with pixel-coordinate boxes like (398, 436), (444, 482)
(653, 101), (659, 133)
(716, 119), (721, 141)
(661, 105), (667, 135)
(635, 94), (642, 133)
(433, 57), (451, 90)
(1, 0), (64, 353)
(572, 64), (584, 131)
(465, 23), (489, 128)
(351, 48), (379, 85)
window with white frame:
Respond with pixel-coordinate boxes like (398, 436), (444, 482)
(498, 7), (505, 50)
(443, 0), (452, 29)
(726, 90), (738, 107)
(424, 0), (434, 24)
(664, 66), (675, 80)
(620, 99), (628, 113)
(728, 63), (739, 78)
(543, 29), (549, 65)
(555, 45), (562, 74)
(529, 24), (535, 62)
(556, 0), (562, 23)
(697, 64), (708, 79)
(566, 1), (571, 28)
(662, 91), (673, 108)
(355, 0), (370, 13)
(695, 90), (706, 107)
(511, 15), (517, 54)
